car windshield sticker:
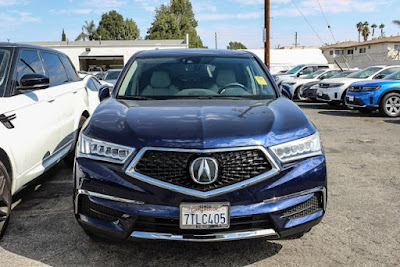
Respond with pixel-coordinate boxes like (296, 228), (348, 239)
(255, 76), (267, 85)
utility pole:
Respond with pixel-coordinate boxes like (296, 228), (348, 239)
(215, 32), (218, 49)
(264, 0), (270, 69)
(294, 32), (299, 47)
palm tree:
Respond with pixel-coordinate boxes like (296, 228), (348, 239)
(75, 20), (96, 41)
(356, 22), (363, 42)
(371, 24), (377, 37)
(379, 24), (385, 37)
(362, 26), (370, 41)
(393, 20), (400, 27)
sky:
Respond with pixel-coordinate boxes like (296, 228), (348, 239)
(1, 0), (400, 49)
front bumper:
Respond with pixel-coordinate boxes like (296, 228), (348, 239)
(74, 154), (327, 242)
(345, 91), (380, 108)
(302, 88), (317, 99)
(316, 86), (345, 102)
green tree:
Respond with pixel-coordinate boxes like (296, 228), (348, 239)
(379, 24), (385, 37)
(227, 41), (247, 50)
(124, 19), (140, 40)
(96, 10), (140, 40)
(356, 22), (363, 42)
(393, 20), (400, 27)
(371, 24), (377, 37)
(61, 29), (66, 41)
(362, 21), (369, 41)
(146, 0), (205, 48)
(75, 20), (96, 41)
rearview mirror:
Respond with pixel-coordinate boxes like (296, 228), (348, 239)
(18, 74), (50, 91)
(98, 85), (110, 102)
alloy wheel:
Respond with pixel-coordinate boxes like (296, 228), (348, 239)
(385, 95), (400, 116)
(0, 164), (11, 238)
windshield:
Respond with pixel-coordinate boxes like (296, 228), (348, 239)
(347, 67), (382, 79)
(330, 71), (354, 78)
(383, 71), (400, 80)
(0, 48), (12, 96)
(117, 56), (277, 100)
(105, 70), (121, 80)
(287, 65), (304, 74)
(304, 69), (325, 79)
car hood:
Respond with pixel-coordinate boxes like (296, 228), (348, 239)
(320, 77), (365, 86)
(84, 98), (316, 149)
(350, 79), (400, 87)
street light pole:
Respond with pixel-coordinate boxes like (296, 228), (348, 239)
(264, 0), (270, 69)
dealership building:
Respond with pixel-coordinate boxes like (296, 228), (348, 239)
(24, 39), (188, 71)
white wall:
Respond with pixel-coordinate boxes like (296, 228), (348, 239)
(50, 45), (185, 70)
(247, 48), (328, 74)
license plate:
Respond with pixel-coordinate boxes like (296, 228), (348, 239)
(348, 96), (354, 102)
(318, 91), (323, 96)
(180, 203), (230, 229)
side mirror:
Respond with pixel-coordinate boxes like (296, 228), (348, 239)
(98, 85), (110, 102)
(18, 74), (50, 91)
(297, 72), (302, 77)
(281, 83), (293, 100)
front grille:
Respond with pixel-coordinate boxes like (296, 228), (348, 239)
(319, 94), (330, 100)
(133, 214), (274, 235)
(349, 86), (362, 92)
(134, 149), (273, 192)
(79, 195), (124, 222)
(347, 97), (365, 106)
(281, 193), (323, 220)
(319, 83), (329, 88)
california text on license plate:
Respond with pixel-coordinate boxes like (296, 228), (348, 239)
(180, 203), (230, 229)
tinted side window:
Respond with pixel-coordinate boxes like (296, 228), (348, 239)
(91, 77), (102, 89)
(16, 49), (45, 86)
(60, 55), (78, 82)
(86, 78), (98, 91)
(41, 52), (68, 86)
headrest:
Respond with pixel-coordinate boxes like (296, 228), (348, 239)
(150, 71), (171, 88)
(216, 69), (236, 87)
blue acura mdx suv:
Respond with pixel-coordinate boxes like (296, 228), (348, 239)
(74, 49), (327, 242)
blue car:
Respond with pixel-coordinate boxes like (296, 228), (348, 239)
(74, 49), (327, 242)
(346, 71), (400, 117)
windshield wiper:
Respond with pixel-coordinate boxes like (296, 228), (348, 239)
(119, 96), (155, 100)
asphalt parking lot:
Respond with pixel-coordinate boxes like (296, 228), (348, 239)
(0, 102), (399, 267)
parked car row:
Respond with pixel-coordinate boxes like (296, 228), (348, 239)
(279, 64), (400, 117)
(0, 43), (102, 237)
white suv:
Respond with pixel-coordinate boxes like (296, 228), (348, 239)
(316, 65), (400, 105)
(0, 43), (93, 237)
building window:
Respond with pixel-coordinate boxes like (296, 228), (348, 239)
(394, 45), (400, 51)
(329, 50), (333, 55)
(334, 49), (344, 55)
(347, 49), (354, 55)
(359, 48), (366, 53)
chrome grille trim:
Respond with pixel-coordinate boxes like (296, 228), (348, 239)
(125, 146), (280, 198)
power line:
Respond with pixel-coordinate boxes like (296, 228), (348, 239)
(316, 0), (336, 43)
(290, 0), (325, 45)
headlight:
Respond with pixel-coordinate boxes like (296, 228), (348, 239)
(329, 83), (344, 88)
(78, 133), (135, 164)
(361, 86), (380, 91)
(270, 133), (322, 163)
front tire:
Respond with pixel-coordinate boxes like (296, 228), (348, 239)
(0, 161), (12, 239)
(380, 93), (400, 117)
(65, 116), (87, 165)
(295, 87), (307, 101)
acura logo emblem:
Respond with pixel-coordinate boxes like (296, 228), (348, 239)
(190, 157), (219, 185)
